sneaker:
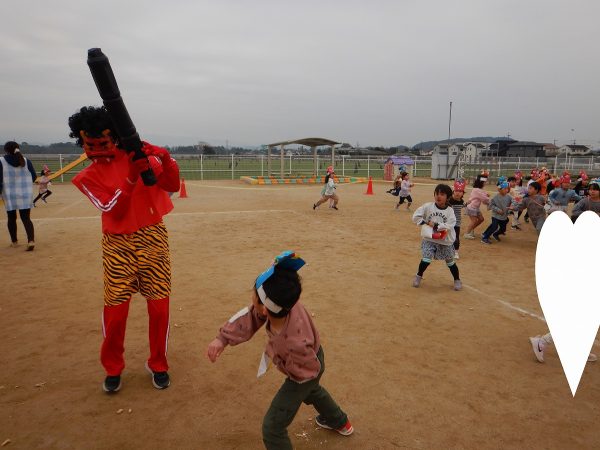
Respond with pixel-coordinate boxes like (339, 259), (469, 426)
(481, 238), (492, 245)
(315, 416), (354, 436)
(412, 274), (422, 288)
(103, 375), (122, 393)
(453, 279), (462, 291)
(10, 241), (18, 248)
(588, 353), (597, 363)
(26, 241), (35, 251)
(492, 234), (501, 242)
(454, 251), (460, 260)
(145, 361), (170, 389)
(313, 203), (317, 210)
(42, 198), (47, 203)
(511, 225), (521, 231)
(463, 232), (475, 240)
(332, 206), (338, 210)
(529, 336), (545, 363)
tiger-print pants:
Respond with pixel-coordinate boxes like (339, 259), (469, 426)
(102, 222), (171, 306)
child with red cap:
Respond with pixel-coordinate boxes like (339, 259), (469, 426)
(312, 166), (339, 210)
(548, 174), (582, 213)
(448, 178), (466, 259)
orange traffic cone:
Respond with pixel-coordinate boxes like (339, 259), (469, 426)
(365, 176), (374, 195)
(179, 178), (188, 198)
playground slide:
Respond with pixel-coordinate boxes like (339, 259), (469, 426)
(36, 153), (88, 183)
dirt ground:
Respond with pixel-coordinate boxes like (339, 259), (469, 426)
(1, 178), (599, 450)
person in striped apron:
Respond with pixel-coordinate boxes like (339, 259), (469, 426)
(1, 141), (36, 250)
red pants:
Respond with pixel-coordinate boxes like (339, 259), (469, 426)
(101, 297), (170, 376)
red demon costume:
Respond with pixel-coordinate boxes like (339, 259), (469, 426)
(69, 106), (179, 392)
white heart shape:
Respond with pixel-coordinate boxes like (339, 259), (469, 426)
(535, 211), (600, 396)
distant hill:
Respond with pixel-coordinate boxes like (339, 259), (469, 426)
(412, 137), (509, 151)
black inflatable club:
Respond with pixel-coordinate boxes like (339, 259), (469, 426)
(86, 48), (156, 186)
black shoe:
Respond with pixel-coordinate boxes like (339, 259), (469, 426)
(332, 206), (338, 210)
(145, 361), (170, 389)
(313, 203), (317, 210)
(492, 234), (501, 242)
(103, 375), (122, 393)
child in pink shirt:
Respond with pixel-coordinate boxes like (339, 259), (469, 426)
(464, 175), (490, 239)
(206, 251), (353, 449)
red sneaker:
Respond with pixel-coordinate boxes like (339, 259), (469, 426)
(315, 416), (354, 436)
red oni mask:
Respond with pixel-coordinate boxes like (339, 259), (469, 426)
(80, 129), (118, 159)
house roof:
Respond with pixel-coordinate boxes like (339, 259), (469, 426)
(507, 141), (543, 147)
(561, 144), (590, 151)
(542, 143), (559, 150)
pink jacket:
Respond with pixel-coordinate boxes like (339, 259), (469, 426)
(217, 301), (322, 383)
(466, 188), (490, 210)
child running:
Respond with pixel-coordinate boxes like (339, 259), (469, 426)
(313, 166), (339, 210)
(33, 165), (52, 206)
(412, 184), (462, 290)
(508, 175), (526, 230)
(206, 251), (353, 449)
(396, 172), (414, 210)
(548, 174), (581, 213)
(481, 181), (513, 244)
(571, 180), (600, 222)
(448, 179), (466, 259)
(386, 173), (402, 195)
(530, 334), (597, 363)
(463, 173), (490, 239)
(517, 182), (547, 234)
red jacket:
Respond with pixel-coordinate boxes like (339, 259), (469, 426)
(72, 148), (180, 234)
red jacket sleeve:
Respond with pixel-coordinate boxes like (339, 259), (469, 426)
(72, 174), (135, 221)
(156, 156), (180, 193)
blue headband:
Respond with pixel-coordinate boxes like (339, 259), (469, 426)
(255, 251), (305, 313)
(255, 251), (305, 289)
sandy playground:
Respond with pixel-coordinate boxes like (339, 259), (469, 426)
(1, 178), (599, 450)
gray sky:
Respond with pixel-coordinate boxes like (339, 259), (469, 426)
(1, 0), (599, 148)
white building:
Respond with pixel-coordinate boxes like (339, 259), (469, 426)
(558, 144), (591, 155)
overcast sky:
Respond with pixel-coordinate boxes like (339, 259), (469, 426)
(1, 0), (598, 148)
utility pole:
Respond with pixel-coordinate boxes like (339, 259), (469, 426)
(448, 101), (452, 142)
(447, 101), (452, 178)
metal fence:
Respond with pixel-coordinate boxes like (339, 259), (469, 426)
(459, 155), (599, 183)
(25, 153), (599, 183)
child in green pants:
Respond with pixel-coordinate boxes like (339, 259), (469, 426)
(206, 251), (353, 449)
